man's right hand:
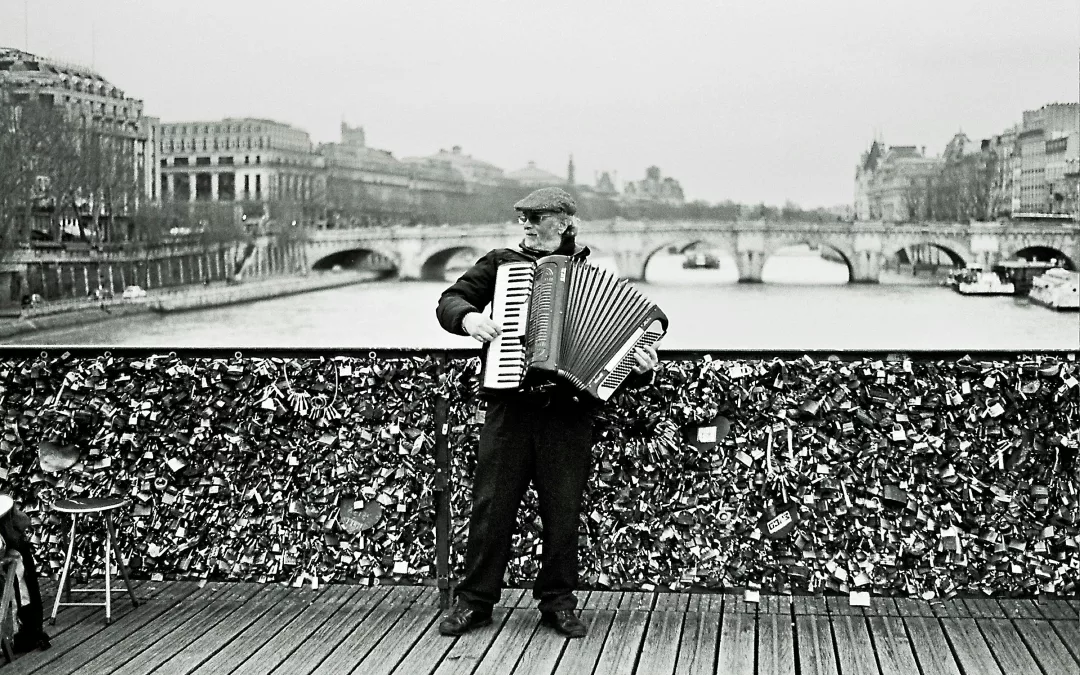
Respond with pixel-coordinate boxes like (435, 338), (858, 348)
(462, 312), (502, 343)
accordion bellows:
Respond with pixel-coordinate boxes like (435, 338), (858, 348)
(481, 255), (668, 401)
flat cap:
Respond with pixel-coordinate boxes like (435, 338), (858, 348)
(513, 187), (577, 215)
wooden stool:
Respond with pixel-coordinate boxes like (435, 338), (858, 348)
(50, 497), (139, 625)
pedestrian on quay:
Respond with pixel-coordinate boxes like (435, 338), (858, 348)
(434, 187), (660, 638)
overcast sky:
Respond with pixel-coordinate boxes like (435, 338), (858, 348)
(1, 0), (1077, 208)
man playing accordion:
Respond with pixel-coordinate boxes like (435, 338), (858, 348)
(435, 187), (659, 638)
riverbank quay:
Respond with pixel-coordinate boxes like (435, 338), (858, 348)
(9, 579), (1078, 675)
(0, 271), (374, 341)
(145, 269), (377, 313)
(0, 349), (1076, 602)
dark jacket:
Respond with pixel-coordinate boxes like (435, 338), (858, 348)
(436, 242), (654, 398)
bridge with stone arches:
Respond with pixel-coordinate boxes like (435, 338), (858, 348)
(303, 219), (1080, 283)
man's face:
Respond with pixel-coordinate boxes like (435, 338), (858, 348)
(520, 211), (565, 251)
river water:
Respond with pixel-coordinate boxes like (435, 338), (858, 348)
(5, 251), (1078, 351)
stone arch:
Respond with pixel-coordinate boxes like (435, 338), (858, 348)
(1009, 245), (1076, 271)
(310, 247), (399, 276)
(419, 246), (486, 281)
(640, 239), (737, 279)
(761, 236), (857, 283)
(885, 237), (972, 267)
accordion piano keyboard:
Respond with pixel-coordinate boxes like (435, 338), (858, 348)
(482, 262), (535, 389)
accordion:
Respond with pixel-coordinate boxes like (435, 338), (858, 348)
(480, 255), (668, 401)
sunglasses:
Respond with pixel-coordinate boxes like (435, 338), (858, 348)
(517, 212), (558, 226)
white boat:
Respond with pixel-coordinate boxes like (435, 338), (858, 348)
(1029, 268), (1080, 310)
(954, 264), (1014, 296)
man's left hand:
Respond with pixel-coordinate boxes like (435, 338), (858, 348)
(630, 345), (659, 374)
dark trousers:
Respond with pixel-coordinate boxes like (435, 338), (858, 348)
(456, 394), (594, 613)
(7, 540), (44, 641)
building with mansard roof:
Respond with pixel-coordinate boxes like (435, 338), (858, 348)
(318, 123), (465, 226)
(157, 117), (322, 205)
(505, 161), (565, 188)
(0, 46), (157, 208)
(401, 145), (506, 194)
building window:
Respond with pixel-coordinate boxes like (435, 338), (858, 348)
(219, 156), (234, 165)
(174, 157), (188, 166)
(196, 157), (211, 166)
(245, 156), (250, 164)
(160, 159), (167, 168)
(256, 156), (261, 164)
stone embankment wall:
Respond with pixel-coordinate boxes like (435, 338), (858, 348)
(0, 352), (1075, 599)
(6, 236), (308, 304)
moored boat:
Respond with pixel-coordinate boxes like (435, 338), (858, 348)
(682, 251), (720, 269)
(1029, 268), (1080, 310)
(954, 264), (1014, 296)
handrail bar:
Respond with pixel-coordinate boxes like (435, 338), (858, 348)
(0, 347), (1074, 361)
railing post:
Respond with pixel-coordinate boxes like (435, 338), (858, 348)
(433, 367), (452, 611)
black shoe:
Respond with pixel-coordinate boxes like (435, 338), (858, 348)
(12, 630), (51, 653)
(438, 606), (493, 636)
(540, 609), (587, 638)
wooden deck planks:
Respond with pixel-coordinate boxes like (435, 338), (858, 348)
(759, 594), (789, 615)
(552, 609), (615, 675)
(152, 583), (295, 675)
(931, 599), (970, 618)
(508, 614), (569, 675)
(63, 582), (254, 675)
(939, 617), (1003, 675)
(716, 604), (755, 675)
(8, 580), (194, 675)
(384, 591), (475, 675)
(963, 597), (1006, 618)
(13, 583), (1074, 675)
(831, 614), (878, 675)
(350, 588), (441, 675)
(868, 597), (901, 617)
(471, 607), (542, 675)
(757, 611), (796, 675)
(893, 597), (933, 617)
(902, 617), (961, 675)
(1050, 619), (1080, 665)
(793, 595), (829, 616)
(1013, 619), (1080, 675)
(996, 598), (1040, 619)
(795, 614), (838, 675)
(418, 604), (512, 675)
(1036, 598), (1080, 620)
(673, 611), (718, 675)
(591, 609), (649, 675)
(654, 593), (688, 612)
(867, 616), (919, 675)
(270, 585), (397, 675)
(104, 582), (266, 675)
(826, 595), (864, 616)
(634, 610), (684, 675)
(308, 586), (431, 675)
(189, 584), (329, 675)
(976, 618), (1043, 675)
(583, 591), (623, 611)
(229, 585), (366, 675)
